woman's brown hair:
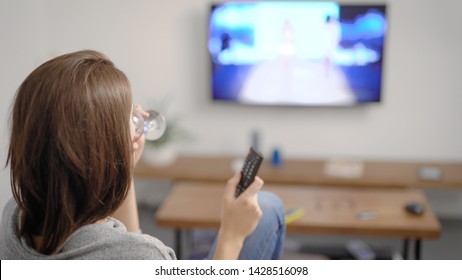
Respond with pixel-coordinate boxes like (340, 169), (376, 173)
(7, 50), (133, 254)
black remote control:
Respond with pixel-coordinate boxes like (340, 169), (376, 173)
(235, 147), (264, 197)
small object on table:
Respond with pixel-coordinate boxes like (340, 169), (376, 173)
(404, 202), (425, 216)
(271, 147), (282, 167)
(285, 207), (305, 224)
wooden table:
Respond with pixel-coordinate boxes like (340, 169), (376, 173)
(135, 155), (462, 188)
(156, 182), (441, 259)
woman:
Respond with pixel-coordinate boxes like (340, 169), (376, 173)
(0, 50), (285, 259)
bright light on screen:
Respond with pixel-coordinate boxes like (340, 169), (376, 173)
(209, 1), (387, 106)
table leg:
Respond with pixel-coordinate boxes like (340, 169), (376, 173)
(402, 239), (422, 260)
(415, 239), (421, 260)
(403, 239), (409, 260)
(175, 229), (182, 260)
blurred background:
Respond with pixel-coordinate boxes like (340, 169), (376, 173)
(1, 0), (462, 259)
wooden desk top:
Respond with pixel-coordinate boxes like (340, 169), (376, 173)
(156, 182), (441, 239)
(135, 155), (462, 188)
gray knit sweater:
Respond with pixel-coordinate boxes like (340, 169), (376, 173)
(0, 198), (176, 259)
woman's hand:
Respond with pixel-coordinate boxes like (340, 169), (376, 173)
(213, 172), (264, 259)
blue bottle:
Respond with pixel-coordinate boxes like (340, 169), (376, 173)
(272, 148), (282, 167)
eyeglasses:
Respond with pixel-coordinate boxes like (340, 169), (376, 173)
(131, 105), (167, 142)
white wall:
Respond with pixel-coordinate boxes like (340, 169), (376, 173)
(0, 0), (50, 219)
(1, 0), (462, 217)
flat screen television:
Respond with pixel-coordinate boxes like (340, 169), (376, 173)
(208, 1), (387, 106)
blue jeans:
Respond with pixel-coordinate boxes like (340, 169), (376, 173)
(207, 191), (286, 260)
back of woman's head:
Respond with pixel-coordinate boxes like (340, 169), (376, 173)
(7, 50), (133, 254)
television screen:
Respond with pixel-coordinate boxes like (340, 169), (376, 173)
(208, 2), (387, 106)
